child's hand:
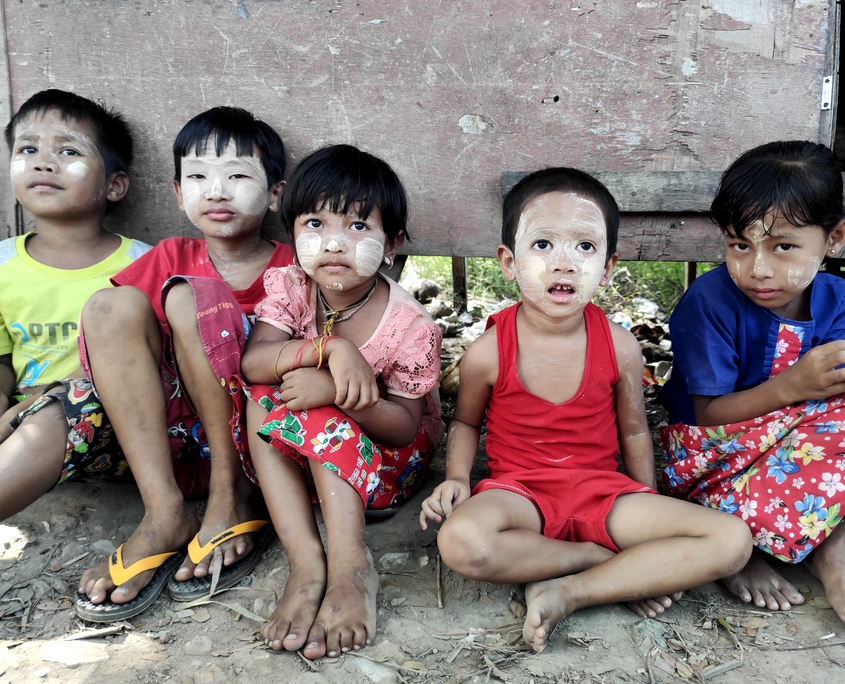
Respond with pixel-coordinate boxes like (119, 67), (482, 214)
(783, 340), (845, 400)
(325, 338), (379, 411)
(280, 368), (337, 411)
(419, 479), (471, 530)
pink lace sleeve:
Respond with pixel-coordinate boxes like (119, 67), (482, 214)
(255, 266), (315, 338)
(382, 317), (443, 398)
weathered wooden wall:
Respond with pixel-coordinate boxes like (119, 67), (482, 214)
(0, 0), (837, 261)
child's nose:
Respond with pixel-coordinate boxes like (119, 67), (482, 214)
(32, 154), (57, 173)
(206, 177), (229, 199)
(750, 252), (774, 278)
(324, 237), (344, 252)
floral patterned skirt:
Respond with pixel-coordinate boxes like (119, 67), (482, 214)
(660, 396), (845, 563)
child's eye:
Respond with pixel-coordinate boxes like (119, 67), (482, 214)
(17, 146), (36, 155)
(533, 239), (551, 250)
(229, 173), (248, 180)
(186, 173), (205, 180)
(730, 242), (750, 252)
(60, 148), (79, 156)
(775, 243), (796, 252)
(577, 241), (596, 252)
(350, 221), (368, 232)
(305, 218), (322, 229)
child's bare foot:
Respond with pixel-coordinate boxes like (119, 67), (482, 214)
(174, 481), (260, 580)
(302, 549), (379, 659)
(523, 578), (576, 653)
(722, 551), (804, 611)
(806, 525), (845, 622)
(627, 591), (684, 618)
(262, 559), (327, 651)
(78, 502), (199, 604)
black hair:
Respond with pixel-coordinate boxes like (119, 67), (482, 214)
(502, 167), (619, 261)
(711, 141), (843, 237)
(5, 88), (133, 176)
(281, 144), (409, 243)
(172, 106), (285, 187)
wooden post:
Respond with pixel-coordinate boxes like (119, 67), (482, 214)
(452, 256), (467, 313)
(684, 262), (697, 289)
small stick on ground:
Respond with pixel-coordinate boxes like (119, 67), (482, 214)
(436, 554), (443, 609)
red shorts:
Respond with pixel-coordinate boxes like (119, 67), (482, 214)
(473, 468), (654, 552)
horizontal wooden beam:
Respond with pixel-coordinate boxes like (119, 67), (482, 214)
(502, 171), (722, 213)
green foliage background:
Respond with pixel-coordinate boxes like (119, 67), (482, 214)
(405, 256), (717, 316)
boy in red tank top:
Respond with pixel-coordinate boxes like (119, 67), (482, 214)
(420, 168), (753, 652)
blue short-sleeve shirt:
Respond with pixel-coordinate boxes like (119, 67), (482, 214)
(659, 264), (845, 425)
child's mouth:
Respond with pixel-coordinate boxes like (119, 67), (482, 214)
(548, 283), (576, 301)
(205, 210), (235, 221)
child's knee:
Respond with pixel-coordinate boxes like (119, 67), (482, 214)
(82, 286), (150, 332)
(438, 515), (496, 577)
(163, 281), (196, 322)
(712, 513), (753, 572)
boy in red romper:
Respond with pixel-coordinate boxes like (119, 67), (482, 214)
(420, 167), (753, 652)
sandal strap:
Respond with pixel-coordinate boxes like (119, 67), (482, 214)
(108, 544), (178, 587)
(187, 520), (270, 564)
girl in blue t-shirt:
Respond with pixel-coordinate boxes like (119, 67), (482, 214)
(661, 140), (845, 623)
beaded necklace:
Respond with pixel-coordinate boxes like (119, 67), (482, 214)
(318, 279), (378, 336)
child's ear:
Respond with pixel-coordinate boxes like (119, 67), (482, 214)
(383, 232), (405, 265)
(105, 172), (130, 203)
(600, 252), (619, 287)
(828, 219), (845, 256)
(267, 180), (285, 213)
(497, 245), (517, 281)
(173, 180), (186, 212)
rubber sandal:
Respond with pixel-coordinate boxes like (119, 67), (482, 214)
(167, 520), (274, 602)
(75, 545), (183, 623)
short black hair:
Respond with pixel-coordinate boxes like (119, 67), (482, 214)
(281, 144), (409, 243)
(5, 89), (133, 176)
(711, 140), (843, 237)
(173, 106), (285, 187)
(502, 167), (619, 261)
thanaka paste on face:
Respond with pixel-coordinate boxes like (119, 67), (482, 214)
(66, 161), (91, 179)
(294, 210), (387, 287)
(180, 141), (269, 219)
(9, 159), (24, 179)
(512, 192), (608, 313)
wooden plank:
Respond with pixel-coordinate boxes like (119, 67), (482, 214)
(0, 0), (833, 259)
(502, 171), (722, 213)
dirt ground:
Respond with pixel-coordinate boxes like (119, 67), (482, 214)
(2, 441), (845, 684)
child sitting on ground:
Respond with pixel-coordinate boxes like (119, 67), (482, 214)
(241, 144), (442, 660)
(660, 141), (845, 623)
(0, 89), (149, 423)
(0, 88), (149, 509)
(420, 167), (752, 652)
(72, 106), (296, 621)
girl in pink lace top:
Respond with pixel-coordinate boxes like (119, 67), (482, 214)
(240, 145), (442, 661)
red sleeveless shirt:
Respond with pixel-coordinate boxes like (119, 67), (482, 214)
(483, 302), (621, 477)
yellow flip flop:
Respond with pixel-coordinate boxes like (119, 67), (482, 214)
(75, 544), (183, 622)
(168, 520), (274, 602)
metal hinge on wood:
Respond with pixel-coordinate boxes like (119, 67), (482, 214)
(821, 75), (833, 110)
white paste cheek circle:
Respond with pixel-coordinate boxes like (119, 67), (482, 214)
(296, 232), (322, 275)
(354, 237), (385, 277)
(66, 161), (90, 178)
(516, 254), (548, 304)
(9, 159), (24, 179)
(787, 256), (820, 289)
(232, 180), (268, 216)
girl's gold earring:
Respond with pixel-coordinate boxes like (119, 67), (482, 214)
(384, 257), (393, 268)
